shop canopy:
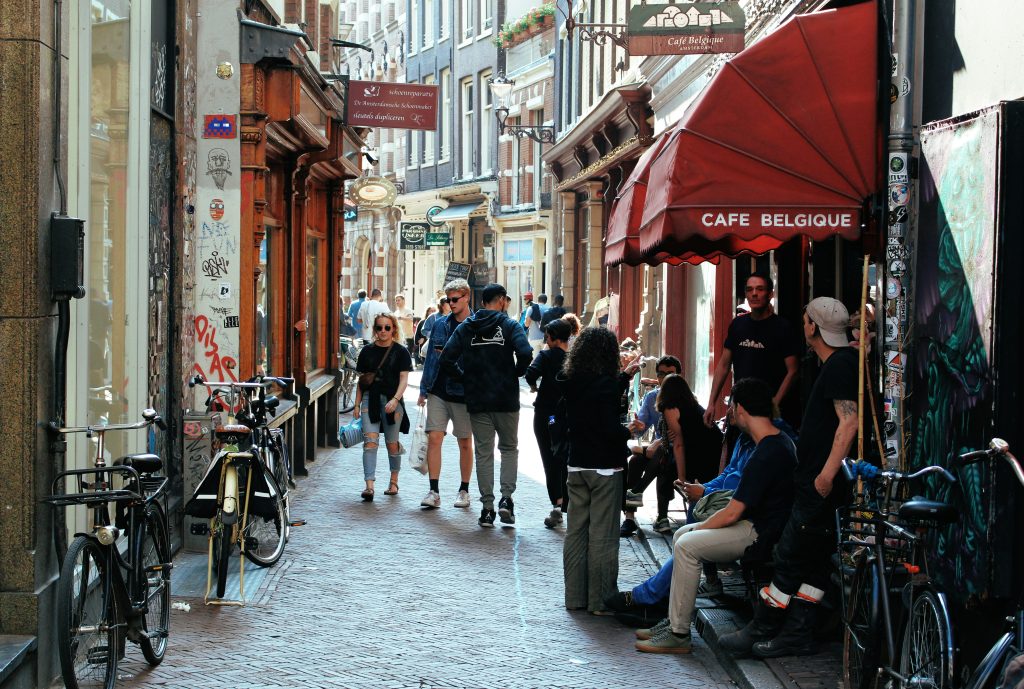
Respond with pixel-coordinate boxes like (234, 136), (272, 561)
(606, 0), (879, 266)
(432, 201), (486, 221)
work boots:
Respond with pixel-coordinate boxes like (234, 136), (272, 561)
(718, 596), (786, 657)
(752, 598), (819, 658)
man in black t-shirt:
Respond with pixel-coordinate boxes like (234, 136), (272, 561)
(703, 273), (801, 427)
(635, 379), (796, 655)
(720, 296), (858, 659)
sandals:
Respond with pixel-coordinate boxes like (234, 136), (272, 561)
(383, 482), (399, 495)
(360, 488), (374, 502)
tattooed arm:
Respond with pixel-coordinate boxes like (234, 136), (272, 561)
(815, 399), (859, 497)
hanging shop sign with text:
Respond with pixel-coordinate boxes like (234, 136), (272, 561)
(399, 222), (430, 250)
(346, 80), (440, 131)
(628, 2), (745, 56)
(444, 262), (472, 285)
(426, 232), (452, 247)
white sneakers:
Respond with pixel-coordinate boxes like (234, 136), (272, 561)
(420, 490), (441, 508)
(453, 490), (472, 508)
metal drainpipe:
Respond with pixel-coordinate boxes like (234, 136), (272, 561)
(882, 0), (923, 470)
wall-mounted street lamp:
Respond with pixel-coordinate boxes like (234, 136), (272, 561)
(487, 73), (556, 144)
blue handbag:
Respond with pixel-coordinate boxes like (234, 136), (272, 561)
(339, 417), (363, 448)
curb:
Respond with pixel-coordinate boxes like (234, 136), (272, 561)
(633, 523), (785, 689)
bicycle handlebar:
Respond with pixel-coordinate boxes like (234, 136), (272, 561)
(841, 458), (956, 485)
(958, 438), (1024, 488)
(54, 409), (167, 435)
(189, 375), (267, 390)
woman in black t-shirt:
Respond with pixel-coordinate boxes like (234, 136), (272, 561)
(654, 374), (724, 532)
(354, 312), (412, 501)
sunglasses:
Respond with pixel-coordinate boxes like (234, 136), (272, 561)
(448, 295), (464, 304)
(656, 370), (675, 377)
(373, 324), (393, 332)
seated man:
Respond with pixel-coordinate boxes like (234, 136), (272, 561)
(633, 378), (797, 654)
(607, 409), (797, 612)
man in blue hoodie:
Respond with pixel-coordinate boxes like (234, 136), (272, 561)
(440, 283), (534, 527)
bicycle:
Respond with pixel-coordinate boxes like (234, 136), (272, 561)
(44, 409), (171, 689)
(338, 335), (363, 414)
(838, 457), (960, 689)
(185, 377), (287, 604)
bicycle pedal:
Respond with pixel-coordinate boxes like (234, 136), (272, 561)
(289, 519), (306, 527)
(190, 523), (210, 536)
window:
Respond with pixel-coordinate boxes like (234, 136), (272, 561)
(503, 238), (534, 262)
(423, 0), (433, 47)
(461, 78), (474, 175)
(479, 0), (493, 32)
(304, 236), (324, 371)
(423, 74), (436, 165)
(409, 128), (420, 168)
(460, 0), (473, 40)
(409, 0), (418, 53)
(511, 115), (521, 204)
(439, 0), (450, 40)
(480, 70), (492, 172)
(440, 68), (451, 161)
(257, 236), (272, 375)
(532, 108), (543, 205)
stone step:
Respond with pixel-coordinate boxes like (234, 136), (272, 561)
(0, 635), (36, 689)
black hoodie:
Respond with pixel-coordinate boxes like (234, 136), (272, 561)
(439, 309), (534, 413)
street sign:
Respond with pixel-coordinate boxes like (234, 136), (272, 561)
(425, 205), (446, 227)
(399, 222), (429, 250)
(346, 80), (439, 131)
(426, 232), (451, 247)
(343, 204), (358, 221)
(444, 262), (472, 285)
(628, 2), (745, 56)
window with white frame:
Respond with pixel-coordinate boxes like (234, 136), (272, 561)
(423, 73), (436, 164)
(410, 0), (419, 53)
(511, 116), (521, 205)
(480, 70), (492, 172)
(532, 108), (543, 205)
(460, 0), (473, 40)
(439, 0), (450, 40)
(461, 78), (474, 175)
(440, 68), (451, 161)
(479, 0), (493, 32)
(423, 0), (433, 47)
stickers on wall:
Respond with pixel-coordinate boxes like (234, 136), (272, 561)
(885, 277), (902, 299)
(206, 148), (231, 190)
(209, 198), (225, 220)
(203, 115), (237, 139)
(216, 62), (235, 80)
(218, 282), (232, 299)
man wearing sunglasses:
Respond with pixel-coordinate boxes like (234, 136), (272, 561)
(418, 279), (476, 509)
(440, 283), (534, 527)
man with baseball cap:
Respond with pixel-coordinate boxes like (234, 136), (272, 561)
(719, 296), (858, 659)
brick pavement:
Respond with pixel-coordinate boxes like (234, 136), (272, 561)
(100, 374), (735, 689)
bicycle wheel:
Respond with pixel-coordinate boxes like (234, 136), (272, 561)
(56, 536), (119, 689)
(900, 589), (953, 689)
(139, 505), (170, 665)
(268, 434), (290, 500)
(211, 515), (233, 598)
(339, 370), (356, 414)
(843, 555), (884, 689)
(242, 472), (287, 567)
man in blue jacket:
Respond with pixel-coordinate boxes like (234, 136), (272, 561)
(418, 279), (474, 510)
(440, 283), (534, 527)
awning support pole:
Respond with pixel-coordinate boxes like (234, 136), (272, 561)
(883, 0), (923, 470)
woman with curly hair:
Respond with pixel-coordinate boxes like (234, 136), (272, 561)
(559, 326), (631, 614)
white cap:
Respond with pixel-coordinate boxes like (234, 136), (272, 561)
(806, 297), (850, 348)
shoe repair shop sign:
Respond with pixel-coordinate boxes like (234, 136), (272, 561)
(346, 80), (439, 131)
(399, 222), (430, 250)
(628, 2), (745, 56)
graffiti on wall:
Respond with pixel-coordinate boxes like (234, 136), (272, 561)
(910, 107), (998, 604)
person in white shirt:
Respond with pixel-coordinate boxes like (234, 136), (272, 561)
(393, 294), (416, 363)
(357, 289), (389, 341)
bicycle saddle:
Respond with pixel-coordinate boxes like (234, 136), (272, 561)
(117, 453), (163, 474)
(898, 499), (958, 524)
(215, 424), (251, 435)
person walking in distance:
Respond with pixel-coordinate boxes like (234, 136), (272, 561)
(525, 319), (573, 528)
(393, 293), (416, 364)
(522, 292), (546, 355)
(718, 297), (858, 658)
(348, 289), (367, 337)
(440, 283), (533, 527)
(703, 273), (800, 427)
(357, 288), (389, 342)
(540, 295), (567, 328)
(417, 281), (475, 509)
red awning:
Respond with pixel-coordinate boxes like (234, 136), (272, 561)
(606, 0), (879, 266)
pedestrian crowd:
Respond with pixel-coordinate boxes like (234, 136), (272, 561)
(341, 272), (861, 659)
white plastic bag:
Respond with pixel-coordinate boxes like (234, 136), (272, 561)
(408, 409), (428, 474)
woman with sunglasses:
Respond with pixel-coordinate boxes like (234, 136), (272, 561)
(354, 312), (413, 500)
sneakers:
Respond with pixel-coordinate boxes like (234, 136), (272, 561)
(478, 507), (496, 527)
(497, 496), (515, 524)
(453, 490), (472, 508)
(635, 627), (692, 654)
(624, 490), (644, 508)
(653, 517), (673, 534)
(620, 518), (638, 538)
(420, 490), (441, 509)
(635, 617), (672, 641)
(697, 578), (724, 597)
(543, 507), (564, 528)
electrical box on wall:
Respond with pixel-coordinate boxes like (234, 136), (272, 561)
(50, 214), (86, 300)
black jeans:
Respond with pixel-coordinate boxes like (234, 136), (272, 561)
(770, 485), (842, 595)
(533, 411), (566, 507)
(625, 445), (675, 519)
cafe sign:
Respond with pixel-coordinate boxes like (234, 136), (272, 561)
(346, 80), (440, 132)
(426, 231), (451, 247)
(628, 2), (745, 56)
(399, 222), (429, 250)
(349, 176), (397, 209)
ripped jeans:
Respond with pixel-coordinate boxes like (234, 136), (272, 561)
(360, 395), (403, 481)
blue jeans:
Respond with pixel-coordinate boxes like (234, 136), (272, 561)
(360, 395), (403, 481)
(630, 506), (698, 605)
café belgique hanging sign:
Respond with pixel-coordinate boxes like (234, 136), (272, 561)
(628, 2), (745, 56)
(348, 176), (398, 209)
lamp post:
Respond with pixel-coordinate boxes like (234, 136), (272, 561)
(487, 73), (556, 144)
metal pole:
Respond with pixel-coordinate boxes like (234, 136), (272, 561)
(881, 0), (920, 470)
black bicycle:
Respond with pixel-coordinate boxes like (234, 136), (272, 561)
(338, 335), (361, 414)
(44, 409), (171, 689)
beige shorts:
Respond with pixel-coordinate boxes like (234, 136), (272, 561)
(425, 394), (472, 439)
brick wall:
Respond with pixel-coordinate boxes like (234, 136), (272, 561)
(305, 0), (319, 44)
(286, 0), (301, 22)
(319, 4), (335, 71)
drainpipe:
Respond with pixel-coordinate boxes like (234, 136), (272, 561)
(882, 0), (923, 470)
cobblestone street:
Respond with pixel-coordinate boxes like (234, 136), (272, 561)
(110, 374), (733, 689)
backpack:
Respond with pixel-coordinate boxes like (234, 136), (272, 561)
(530, 303), (543, 323)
